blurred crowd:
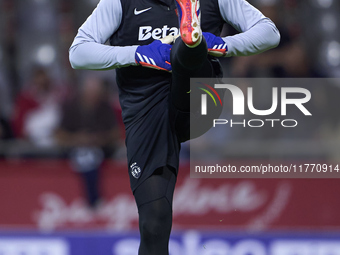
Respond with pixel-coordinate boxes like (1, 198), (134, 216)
(0, 0), (340, 158)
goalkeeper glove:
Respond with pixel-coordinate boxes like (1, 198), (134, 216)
(135, 40), (172, 72)
(203, 32), (228, 57)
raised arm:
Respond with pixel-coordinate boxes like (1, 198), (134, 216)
(69, 0), (137, 70)
(218, 0), (280, 57)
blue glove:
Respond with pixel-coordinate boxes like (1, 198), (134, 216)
(135, 40), (172, 72)
(203, 32), (228, 57)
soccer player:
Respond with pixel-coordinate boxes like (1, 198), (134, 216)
(69, 0), (280, 254)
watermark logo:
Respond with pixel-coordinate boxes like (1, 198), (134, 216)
(215, 84), (311, 116)
(199, 83), (223, 115)
(199, 84), (312, 128)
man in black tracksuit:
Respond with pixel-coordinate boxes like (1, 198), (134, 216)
(70, 0), (280, 253)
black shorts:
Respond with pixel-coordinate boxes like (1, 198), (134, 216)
(125, 58), (223, 192)
(125, 85), (223, 192)
(125, 92), (191, 192)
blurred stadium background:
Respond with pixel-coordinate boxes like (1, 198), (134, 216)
(1, 0), (340, 254)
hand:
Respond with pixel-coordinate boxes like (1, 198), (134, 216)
(203, 32), (228, 57)
(135, 40), (172, 72)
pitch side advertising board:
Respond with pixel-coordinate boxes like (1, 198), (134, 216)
(1, 160), (340, 231)
(1, 231), (340, 255)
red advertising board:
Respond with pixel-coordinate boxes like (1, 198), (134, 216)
(0, 159), (340, 231)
